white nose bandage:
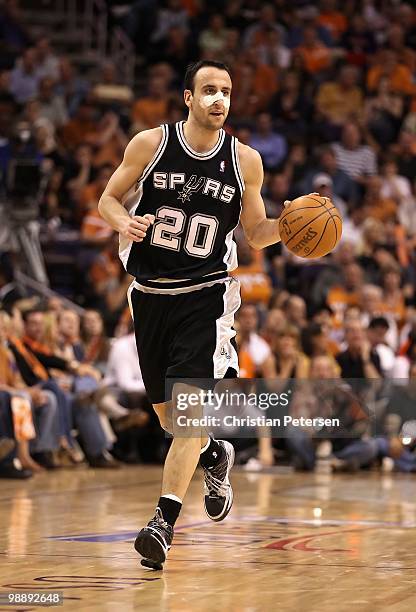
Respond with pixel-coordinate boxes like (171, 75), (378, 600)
(201, 91), (230, 109)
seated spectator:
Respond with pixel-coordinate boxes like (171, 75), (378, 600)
(156, 26), (192, 77)
(9, 46), (39, 103)
(264, 173), (289, 217)
(332, 121), (377, 185)
(55, 57), (89, 117)
(92, 111), (127, 168)
(9, 308), (118, 468)
(256, 27), (291, 70)
(282, 144), (311, 198)
(35, 36), (59, 81)
(61, 98), (99, 151)
(0, 310), (61, 471)
(341, 13), (376, 67)
(317, 0), (348, 43)
(341, 205), (365, 246)
(249, 113), (287, 171)
(367, 316), (398, 378)
(311, 172), (347, 219)
(88, 235), (132, 334)
(269, 70), (311, 141)
(243, 3), (283, 49)
(305, 145), (359, 207)
(364, 77), (404, 149)
(103, 325), (164, 463)
(62, 143), (94, 219)
(37, 76), (68, 127)
(33, 118), (64, 169)
(260, 308), (287, 345)
(80, 309), (111, 373)
(235, 304), (275, 378)
(0, 394), (32, 479)
(380, 159), (416, 235)
(199, 14), (228, 57)
(363, 175), (397, 222)
(131, 75), (169, 132)
(392, 130), (416, 182)
(336, 319), (382, 379)
(78, 162), (114, 221)
(326, 262), (363, 329)
(301, 321), (340, 358)
(58, 308), (147, 443)
(104, 330), (145, 398)
(357, 217), (386, 259)
(367, 49), (415, 96)
(232, 49), (278, 118)
(270, 325), (309, 380)
(233, 232), (272, 305)
(150, 0), (189, 45)
(282, 295), (307, 330)
(360, 283), (398, 351)
(382, 267), (406, 327)
(287, 355), (377, 472)
(294, 25), (332, 76)
(91, 60), (134, 109)
(221, 28), (240, 67)
(80, 165), (115, 245)
(315, 65), (363, 133)
(0, 389), (38, 472)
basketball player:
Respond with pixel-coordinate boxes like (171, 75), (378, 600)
(99, 60), (287, 570)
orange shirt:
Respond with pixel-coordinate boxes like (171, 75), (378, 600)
(238, 348), (256, 378)
(131, 97), (168, 129)
(318, 12), (347, 40)
(89, 250), (120, 288)
(382, 294), (406, 326)
(367, 64), (415, 95)
(327, 286), (360, 327)
(0, 344), (20, 386)
(61, 119), (98, 150)
(365, 198), (397, 222)
(79, 182), (100, 214)
(93, 135), (124, 168)
(232, 63), (278, 116)
(295, 43), (331, 74)
(232, 250), (272, 305)
(81, 208), (113, 243)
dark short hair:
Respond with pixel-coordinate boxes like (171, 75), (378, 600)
(368, 316), (389, 330)
(22, 308), (44, 322)
(184, 60), (231, 93)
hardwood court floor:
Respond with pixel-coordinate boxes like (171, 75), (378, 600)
(1, 464), (416, 612)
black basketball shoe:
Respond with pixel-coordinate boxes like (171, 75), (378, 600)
(134, 508), (174, 570)
(203, 440), (235, 522)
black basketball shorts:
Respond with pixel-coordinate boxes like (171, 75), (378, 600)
(128, 277), (241, 404)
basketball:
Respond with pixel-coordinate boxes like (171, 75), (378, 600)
(279, 194), (342, 258)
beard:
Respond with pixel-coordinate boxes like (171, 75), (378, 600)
(191, 104), (227, 130)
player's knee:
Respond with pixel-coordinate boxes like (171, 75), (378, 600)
(153, 403), (173, 434)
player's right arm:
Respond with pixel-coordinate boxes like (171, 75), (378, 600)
(98, 127), (162, 242)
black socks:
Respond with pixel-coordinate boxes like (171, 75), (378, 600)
(200, 437), (225, 470)
(157, 495), (182, 527)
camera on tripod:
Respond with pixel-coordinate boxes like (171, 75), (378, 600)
(6, 121), (42, 223)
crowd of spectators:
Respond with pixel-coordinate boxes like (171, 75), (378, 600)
(1, 0), (416, 476)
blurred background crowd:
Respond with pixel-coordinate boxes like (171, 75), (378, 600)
(1, 0), (416, 478)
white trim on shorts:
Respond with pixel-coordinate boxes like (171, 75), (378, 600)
(213, 277), (241, 378)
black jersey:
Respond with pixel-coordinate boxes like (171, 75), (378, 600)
(120, 121), (244, 293)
